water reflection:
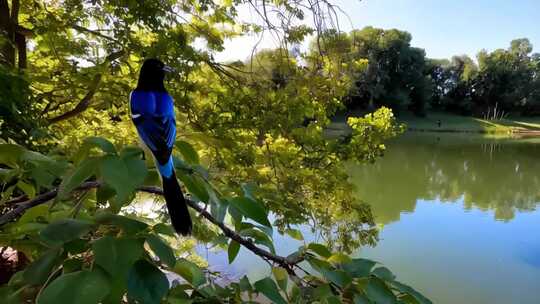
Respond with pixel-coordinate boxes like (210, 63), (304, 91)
(349, 133), (540, 224)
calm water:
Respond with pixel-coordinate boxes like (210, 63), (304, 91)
(201, 133), (540, 304)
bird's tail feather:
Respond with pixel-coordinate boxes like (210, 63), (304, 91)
(162, 171), (192, 235)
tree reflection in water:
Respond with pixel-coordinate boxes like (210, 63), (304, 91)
(348, 133), (540, 224)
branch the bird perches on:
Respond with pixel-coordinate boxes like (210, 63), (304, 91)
(0, 181), (305, 274)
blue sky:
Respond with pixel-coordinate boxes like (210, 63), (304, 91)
(216, 0), (540, 62)
(337, 0), (540, 59)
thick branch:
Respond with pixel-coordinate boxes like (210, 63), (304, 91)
(47, 50), (125, 123)
(0, 181), (304, 269)
(47, 74), (102, 123)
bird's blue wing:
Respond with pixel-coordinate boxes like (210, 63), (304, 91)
(130, 91), (176, 165)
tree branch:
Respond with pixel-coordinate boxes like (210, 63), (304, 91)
(47, 50), (125, 123)
(47, 73), (102, 123)
(0, 181), (304, 270)
(70, 24), (120, 43)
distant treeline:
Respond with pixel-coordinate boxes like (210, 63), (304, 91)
(316, 26), (540, 117)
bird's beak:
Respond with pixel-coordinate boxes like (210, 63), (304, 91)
(163, 65), (175, 73)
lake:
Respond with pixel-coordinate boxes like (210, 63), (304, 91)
(200, 132), (540, 304)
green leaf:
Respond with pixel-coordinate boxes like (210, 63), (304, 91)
(94, 213), (148, 234)
(239, 228), (275, 253)
(175, 140), (199, 164)
(372, 266), (396, 281)
(37, 270), (110, 304)
(40, 219), (93, 246)
(102, 277), (128, 304)
(173, 258), (206, 287)
(0, 286), (23, 304)
(100, 155), (131, 202)
(153, 223), (176, 237)
(167, 284), (193, 304)
(272, 267), (288, 291)
(23, 248), (62, 285)
(207, 185), (227, 222)
(354, 294), (372, 304)
(62, 258), (83, 274)
(177, 173), (209, 203)
(100, 154), (147, 208)
(327, 252), (352, 265)
(398, 294), (421, 304)
(18, 204), (48, 224)
(64, 239), (89, 254)
(307, 243), (332, 258)
(96, 184), (116, 203)
(390, 281), (432, 304)
(127, 260), (169, 304)
(290, 281), (301, 302)
(308, 257), (353, 287)
(120, 146), (144, 159)
(146, 234), (176, 268)
(83, 137), (117, 155)
(58, 158), (98, 199)
(0, 144), (25, 167)
(327, 296), (342, 304)
(16, 180), (35, 198)
(227, 240), (240, 264)
(285, 228), (304, 241)
(239, 275), (252, 292)
(313, 284), (333, 299)
(229, 197), (271, 227)
(365, 277), (397, 304)
(253, 277), (287, 304)
(23, 151), (69, 180)
(343, 258), (377, 278)
(92, 236), (144, 277)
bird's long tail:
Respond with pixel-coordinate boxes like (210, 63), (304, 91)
(162, 171), (192, 235)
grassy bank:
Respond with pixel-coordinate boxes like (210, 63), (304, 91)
(400, 112), (540, 134)
(327, 111), (540, 138)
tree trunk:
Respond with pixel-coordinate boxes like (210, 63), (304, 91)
(0, 0), (15, 67)
(0, 0), (27, 69)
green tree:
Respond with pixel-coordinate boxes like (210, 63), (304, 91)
(474, 39), (537, 115)
(344, 26), (431, 115)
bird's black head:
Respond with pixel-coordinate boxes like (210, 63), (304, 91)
(135, 58), (168, 92)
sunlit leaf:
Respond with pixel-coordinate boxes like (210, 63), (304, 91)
(307, 243), (332, 258)
(83, 137), (117, 155)
(285, 228), (304, 241)
(229, 197), (271, 227)
(272, 267), (288, 291)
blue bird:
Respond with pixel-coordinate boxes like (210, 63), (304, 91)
(130, 58), (192, 235)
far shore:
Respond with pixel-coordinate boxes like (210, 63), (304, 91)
(328, 111), (540, 138)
